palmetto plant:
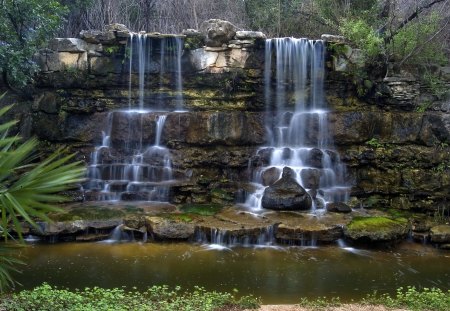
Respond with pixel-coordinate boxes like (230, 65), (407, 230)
(0, 98), (85, 290)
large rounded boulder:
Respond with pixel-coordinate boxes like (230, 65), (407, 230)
(261, 167), (312, 210)
(199, 19), (237, 47)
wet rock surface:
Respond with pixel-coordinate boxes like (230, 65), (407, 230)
(23, 202), (434, 247)
(343, 216), (409, 242)
(4, 23), (450, 239)
(262, 167), (312, 210)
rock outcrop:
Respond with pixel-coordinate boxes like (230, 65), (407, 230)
(2, 20), (449, 217)
(199, 19), (237, 47)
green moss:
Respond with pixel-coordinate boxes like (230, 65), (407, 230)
(171, 213), (193, 222)
(50, 206), (143, 221)
(386, 208), (411, 218)
(179, 203), (223, 216)
(183, 35), (204, 50)
(210, 188), (234, 202)
(347, 216), (407, 232)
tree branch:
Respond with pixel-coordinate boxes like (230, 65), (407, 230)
(398, 16), (450, 66)
(384, 0), (447, 44)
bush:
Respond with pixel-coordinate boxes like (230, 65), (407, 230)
(339, 18), (383, 60)
(363, 286), (450, 311)
(0, 283), (261, 311)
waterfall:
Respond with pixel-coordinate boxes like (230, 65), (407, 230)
(85, 34), (184, 202)
(245, 38), (350, 211)
(195, 225), (277, 249)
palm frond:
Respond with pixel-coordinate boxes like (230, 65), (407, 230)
(0, 96), (86, 290)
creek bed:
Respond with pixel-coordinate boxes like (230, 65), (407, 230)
(15, 242), (450, 304)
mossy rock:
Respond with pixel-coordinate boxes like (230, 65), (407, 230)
(179, 203), (223, 216)
(50, 205), (144, 221)
(210, 188), (234, 202)
(344, 216), (409, 242)
(430, 225), (450, 243)
(162, 213), (194, 223)
(184, 35), (205, 50)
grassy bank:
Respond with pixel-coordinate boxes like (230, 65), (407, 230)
(0, 285), (449, 311)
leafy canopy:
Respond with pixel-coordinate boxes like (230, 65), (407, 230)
(0, 0), (67, 89)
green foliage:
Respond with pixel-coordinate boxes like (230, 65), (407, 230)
(315, 0), (378, 26)
(422, 70), (449, 98)
(365, 138), (383, 148)
(388, 13), (447, 66)
(0, 283), (261, 311)
(340, 18), (383, 60)
(0, 0), (67, 89)
(415, 101), (432, 113)
(363, 286), (450, 311)
(103, 45), (120, 55)
(299, 296), (342, 309)
(0, 100), (85, 290)
(431, 162), (450, 173)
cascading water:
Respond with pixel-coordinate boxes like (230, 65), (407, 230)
(85, 34), (184, 202)
(246, 38), (350, 211)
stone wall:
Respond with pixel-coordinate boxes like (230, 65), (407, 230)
(5, 22), (450, 213)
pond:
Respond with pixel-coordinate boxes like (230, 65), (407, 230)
(15, 242), (450, 304)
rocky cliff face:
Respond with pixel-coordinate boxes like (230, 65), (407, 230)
(6, 22), (449, 215)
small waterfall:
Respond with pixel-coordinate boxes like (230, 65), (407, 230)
(246, 38), (350, 212)
(196, 225), (277, 249)
(85, 34), (184, 202)
(101, 224), (132, 243)
(86, 112), (174, 201)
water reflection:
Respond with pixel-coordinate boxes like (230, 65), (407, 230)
(15, 242), (449, 304)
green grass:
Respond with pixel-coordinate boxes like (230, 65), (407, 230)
(0, 283), (260, 311)
(179, 203), (224, 216)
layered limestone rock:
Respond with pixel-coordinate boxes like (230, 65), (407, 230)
(5, 21), (446, 216)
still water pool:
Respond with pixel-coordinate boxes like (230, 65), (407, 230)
(15, 242), (450, 304)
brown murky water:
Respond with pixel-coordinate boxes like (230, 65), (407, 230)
(14, 242), (450, 304)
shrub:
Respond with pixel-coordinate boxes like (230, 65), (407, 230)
(0, 283), (261, 311)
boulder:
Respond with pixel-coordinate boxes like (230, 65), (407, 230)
(48, 38), (88, 52)
(199, 19), (237, 47)
(80, 29), (103, 43)
(105, 23), (129, 32)
(235, 31), (266, 40)
(146, 216), (195, 240)
(276, 223), (343, 243)
(215, 49), (250, 68)
(182, 29), (202, 36)
(326, 202), (352, 213)
(80, 29), (116, 44)
(188, 49), (218, 71)
(32, 219), (121, 236)
(321, 34), (346, 43)
(261, 167), (312, 210)
(262, 167), (281, 186)
(300, 168), (321, 189)
(430, 225), (450, 243)
(344, 217), (408, 242)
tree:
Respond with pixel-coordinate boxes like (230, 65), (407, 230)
(0, 98), (85, 290)
(0, 0), (67, 90)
